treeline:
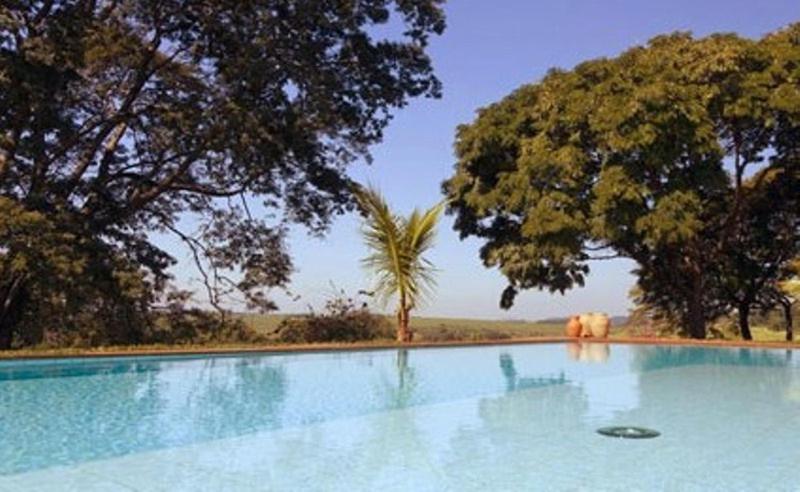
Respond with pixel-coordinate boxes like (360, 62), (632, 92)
(445, 25), (800, 339)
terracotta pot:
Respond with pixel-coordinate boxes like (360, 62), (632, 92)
(579, 312), (610, 338)
(578, 314), (593, 337)
(565, 316), (582, 337)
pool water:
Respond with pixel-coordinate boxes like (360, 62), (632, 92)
(0, 343), (798, 491)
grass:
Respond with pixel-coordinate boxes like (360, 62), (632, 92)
(238, 313), (565, 341)
(749, 326), (794, 343)
(404, 316), (564, 341)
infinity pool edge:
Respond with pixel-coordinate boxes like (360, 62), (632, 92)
(0, 336), (798, 362)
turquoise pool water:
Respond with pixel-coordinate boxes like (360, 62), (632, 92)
(0, 343), (798, 491)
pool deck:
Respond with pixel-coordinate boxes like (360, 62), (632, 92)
(0, 335), (797, 361)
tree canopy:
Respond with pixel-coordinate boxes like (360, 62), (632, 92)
(444, 24), (800, 338)
(0, 0), (445, 347)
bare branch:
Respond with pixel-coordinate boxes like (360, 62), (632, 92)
(587, 253), (621, 261)
(160, 220), (226, 318)
(240, 193), (253, 220)
(66, 31), (183, 195)
(128, 152), (199, 209)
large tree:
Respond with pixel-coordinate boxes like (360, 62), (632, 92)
(760, 258), (800, 341)
(444, 25), (800, 339)
(0, 0), (445, 348)
(715, 168), (799, 339)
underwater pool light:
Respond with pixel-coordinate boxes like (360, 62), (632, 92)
(596, 426), (660, 439)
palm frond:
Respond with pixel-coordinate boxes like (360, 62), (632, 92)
(355, 186), (443, 310)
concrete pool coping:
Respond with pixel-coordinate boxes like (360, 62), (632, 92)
(0, 335), (797, 361)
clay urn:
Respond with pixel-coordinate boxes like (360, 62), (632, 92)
(579, 312), (611, 338)
(565, 315), (582, 337)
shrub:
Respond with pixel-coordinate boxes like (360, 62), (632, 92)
(143, 291), (265, 345)
(24, 289), (265, 349)
(419, 326), (512, 342)
(272, 296), (392, 343)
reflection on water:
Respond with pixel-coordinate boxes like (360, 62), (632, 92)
(499, 353), (567, 392)
(187, 357), (287, 438)
(381, 349), (418, 409)
(439, 348), (800, 490)
(631, 345), (792, 372)
(0, 358), (168, 381)
(565, 342), (610, 363)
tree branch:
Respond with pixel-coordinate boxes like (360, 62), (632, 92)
(587, 253), (621, 261)
(66, 30), (170, 195)
(0, 129), (16, 185)
(160, 220), (226, 318)
(168, 182), (249, 197)
(127, 152), (200, 209)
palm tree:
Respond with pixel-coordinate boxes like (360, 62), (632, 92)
(355, 186), (444, 342)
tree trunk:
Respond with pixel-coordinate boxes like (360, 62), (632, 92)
(0, 277), (28, 350)
(395, 290), (412, 343)
(738, 302), (752, 341)
(686, 277), (706, 339)
(396, 307), (412, 343)
(396, 309), (406, 343)
(782, 299), (794, 342)
(0, 315), (13, 350)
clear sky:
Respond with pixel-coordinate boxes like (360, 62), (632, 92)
(163, 0), (799, 321)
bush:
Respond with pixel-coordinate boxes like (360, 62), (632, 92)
(418, 325), (513, 342)
(752, 304), (800, 333)
(21, 289), (265, 349)
(272, 296), (393, 343)
(142, 291), (265, 345)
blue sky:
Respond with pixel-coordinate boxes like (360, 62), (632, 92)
(166, 0), (799, 321)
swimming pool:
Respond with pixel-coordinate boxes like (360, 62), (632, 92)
(0, 342), (798, 491)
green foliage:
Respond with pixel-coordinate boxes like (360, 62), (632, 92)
(445, 25), (800, 338)
(0, 1), (445, 348)
(0, 196), (167, 347)
(148, 300), (264, 347)
(418, 325), (513, 342)
(272, 295), (393, 344)
(357, 187), (444, 309)
(356, 186), (444, 341)
(625, 286), (680, 338)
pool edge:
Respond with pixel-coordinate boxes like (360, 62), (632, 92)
(0, 335), (797, 361)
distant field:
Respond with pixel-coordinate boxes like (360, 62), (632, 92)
(401, 316), (564, 341)
(238, 313), (795, 343)
(239, 313), (566, 341)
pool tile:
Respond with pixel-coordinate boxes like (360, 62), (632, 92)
(0, 468), (137, 491)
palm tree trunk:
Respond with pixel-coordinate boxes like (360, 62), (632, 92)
(402, 307), (412, 342)
(396, 308), (412, 342)
(396, 309), (405, 342)
(396, 292), (412, 343)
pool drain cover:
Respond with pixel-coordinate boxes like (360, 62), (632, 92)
(597, 426), (660, 439)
